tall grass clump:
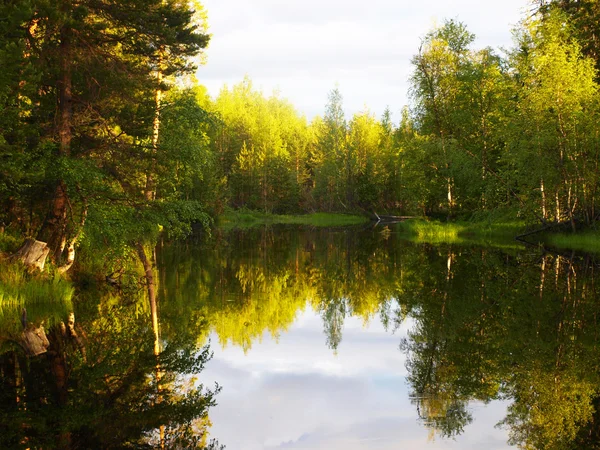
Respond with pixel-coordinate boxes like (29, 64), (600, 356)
(0, 261), (74, 335)
(394, 220), (465, 244)
(393, 217), (527, 248)
(411, 221), (464, 242)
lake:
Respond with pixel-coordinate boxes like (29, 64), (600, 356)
(2, 224), (599, 448)
(154, 224), (600, 449)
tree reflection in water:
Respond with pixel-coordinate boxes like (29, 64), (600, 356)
(0, 284), (221, 449)
(4, 225), (600, 449)
(159, 226), (600, 449)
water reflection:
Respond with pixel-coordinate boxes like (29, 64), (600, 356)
(2, 225), (599, 449)
(158, 227), (403, 353)
(0, 285), (220, 449)
(158, 226), (600, 449)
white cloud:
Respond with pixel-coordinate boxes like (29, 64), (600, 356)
(205, 309), (409, 377)
(198, 0), (531, 120)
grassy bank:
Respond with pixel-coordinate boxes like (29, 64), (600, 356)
(392, 219), (527, 247)
(0, 261), (74, 335)
(542, 230), (600, 254)
(394, 219), (600, 254)
(218, 210), (369, 229)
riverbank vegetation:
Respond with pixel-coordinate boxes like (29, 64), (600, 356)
(219, 209), (368, 229)
(542, 230), (600, 254)
(1, 1), (600, 274)
(394, 218), (526, 241)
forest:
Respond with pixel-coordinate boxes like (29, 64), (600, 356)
(1, 0), (600, 268)
(1, 0), (600, 448)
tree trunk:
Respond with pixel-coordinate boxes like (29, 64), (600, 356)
(145, 66), (163, 201)
(37, 182), (69, 262)
(541, 179), (547, 220)
(36, 19), (73, 263)
(136, 242), (165, 448)
(57, 203), (87, 274)
(136, 242), (160, 356)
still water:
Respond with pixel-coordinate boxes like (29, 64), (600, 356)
(156, 225), (600, 449)
(2, 224), (599, 449)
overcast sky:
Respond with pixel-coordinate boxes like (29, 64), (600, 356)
(196, 0), (533, 121)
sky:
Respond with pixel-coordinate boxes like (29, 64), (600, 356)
(198, 308), (511, 450)
(196, 0), (534, 121)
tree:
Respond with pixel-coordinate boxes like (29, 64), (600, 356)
(312, 87), (348, 210)
(410, 19), (476, 216)
(506, 9), (599, 225)
(537, 0), (600, 75)
(211, 78), (308, 213)
(347, 110), (385, 209)
(3, 0), (210, 270)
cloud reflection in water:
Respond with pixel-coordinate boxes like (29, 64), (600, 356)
(198, 308), (510, 450)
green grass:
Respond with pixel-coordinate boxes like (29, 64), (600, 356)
(395, 220), (465, 243)
(392, 219), (527, 248)
(394, 218), (600, 253)
(0, 261), (75, 335)
(218, 209), (369, 229)
(542, 231), (600, 254)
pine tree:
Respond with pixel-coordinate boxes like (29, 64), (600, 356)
(3, 0), (210, 270)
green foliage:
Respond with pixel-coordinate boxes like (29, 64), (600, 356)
(311, 87), (349, 210)
(539, 0), (600, 75)
(504, 8), (599, 225)
(210, 77), (308, 213)
(0, 0), (212, 267)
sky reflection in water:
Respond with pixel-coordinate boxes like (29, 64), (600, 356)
(199, 307), (510, 449)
